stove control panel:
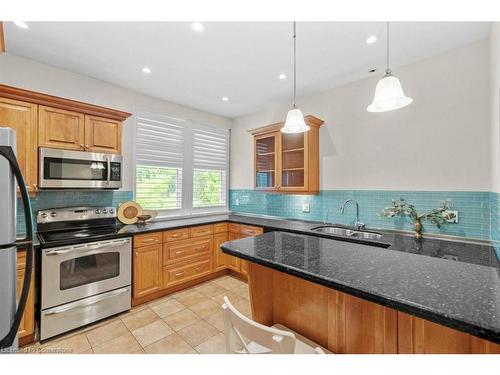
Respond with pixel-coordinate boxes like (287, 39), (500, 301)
(37, 206), (117, 224)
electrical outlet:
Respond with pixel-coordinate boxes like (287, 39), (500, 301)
(302, 203), (310, 213)
(445, 210), (458, 223)
(235, 198), (240, 206)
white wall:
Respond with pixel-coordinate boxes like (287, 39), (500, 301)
(0, 53), (232, 191)
(231, 40), (491, 191)
(491, 24), (500, 193)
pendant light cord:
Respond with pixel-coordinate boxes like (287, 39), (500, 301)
(293, 21), (297, 109)
(386, 21), (391, 75)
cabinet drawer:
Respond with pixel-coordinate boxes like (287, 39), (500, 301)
(228, 223), (241, 233)
(163, 228), (190, 242)
(190, 225), (214, 238)
(163, 257), (212, 287)
(134, 232), (162, 248)
(240, 225), (263, 237)
(163, 237), (212, 265)
(214, 222), (228, 234)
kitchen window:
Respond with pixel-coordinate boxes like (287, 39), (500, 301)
(135, 112), (229, 217)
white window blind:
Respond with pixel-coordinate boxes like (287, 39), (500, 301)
(192, 125), (229, 209)
(134, 113), (229, 217)
(135, 114), (185, 211)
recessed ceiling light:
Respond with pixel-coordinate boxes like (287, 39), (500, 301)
(14, 21), (28, 29)
(142, 67), (151, 74)
(366, 35), (377, 44)
(222, 96), (229, 102)
(192, 22), (204, 32)
(278, 73), (287, 80)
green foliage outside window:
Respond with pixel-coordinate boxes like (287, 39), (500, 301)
(136, 165), (180, 210)
(193, 169), (224, 207)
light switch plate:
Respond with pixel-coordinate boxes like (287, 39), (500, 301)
(302, 203), (310, 213)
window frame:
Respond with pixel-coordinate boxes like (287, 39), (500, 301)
(133, 112), (230, 219)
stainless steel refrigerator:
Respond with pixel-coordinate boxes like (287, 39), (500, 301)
(0, 127), (34, 352)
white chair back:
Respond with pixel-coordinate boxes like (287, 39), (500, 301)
(222, 296), (296, 354)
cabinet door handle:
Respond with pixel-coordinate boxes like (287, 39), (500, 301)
(139, 238), (157, 244)
(175, 250), (186, 255)
(175, 272), (185, 277)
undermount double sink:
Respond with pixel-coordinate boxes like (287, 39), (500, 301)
(311, 225), (383, 241)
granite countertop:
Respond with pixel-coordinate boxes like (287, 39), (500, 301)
(120, 213), (499, 268)
(221, 231), (500, 343)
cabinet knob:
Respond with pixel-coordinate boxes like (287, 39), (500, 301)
(85, 145), (89, 149)
(33, 183), (37, 189)
(80, 144), (85, 149)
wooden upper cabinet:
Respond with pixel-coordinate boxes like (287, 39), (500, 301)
(38, 106), (85, 151)
(39, 107), (122, 154)
(252, 115), (324, 193)
(0, 97), (38, 193)
(254, 133), (279, 190)
(84, 115), (122, 154)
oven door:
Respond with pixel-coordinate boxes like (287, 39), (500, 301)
(41, 238), (132, 309)
(39, 147), (122, 189)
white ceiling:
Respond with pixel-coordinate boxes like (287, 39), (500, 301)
(3, 22), (491, 118)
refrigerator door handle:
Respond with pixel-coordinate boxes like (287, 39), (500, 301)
(0, 145), (34, 350)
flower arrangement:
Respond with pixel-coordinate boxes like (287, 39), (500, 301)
(380, 198), (456, 239)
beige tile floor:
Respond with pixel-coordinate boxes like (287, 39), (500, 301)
(21, 275), (251, 354)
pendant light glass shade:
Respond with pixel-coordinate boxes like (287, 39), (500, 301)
(281, 108), (310, 133)
(281, 21), (309, 134)
(367, 22), (413, 113)
(366, 72), (413, 112)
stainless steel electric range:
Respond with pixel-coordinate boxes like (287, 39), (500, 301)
(37, 206), (132, 340)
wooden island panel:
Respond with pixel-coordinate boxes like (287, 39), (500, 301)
(247, 261), (499, 354)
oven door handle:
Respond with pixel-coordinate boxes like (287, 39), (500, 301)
(44, 239), (130, 255)
(43, 287), (129, 316)
(85, 239), (130, 250)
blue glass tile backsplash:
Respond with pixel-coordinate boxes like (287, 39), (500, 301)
(17, 190), (133, 234)
(490, 192), (500, 257)
(16, 188), (500, 254)
(230, 189), (493, 241)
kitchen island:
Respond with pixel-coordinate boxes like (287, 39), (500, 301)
(221, 231), (500, 354)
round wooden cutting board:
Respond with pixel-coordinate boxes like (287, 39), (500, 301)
(117, 201), (143, 224)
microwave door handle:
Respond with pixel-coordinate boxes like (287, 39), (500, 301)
(106, 156), (111, 185)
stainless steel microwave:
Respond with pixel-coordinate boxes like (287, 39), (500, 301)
(39, 148), (122, 189)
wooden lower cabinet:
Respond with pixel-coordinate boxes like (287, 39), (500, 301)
(133, 222), (264, 305)
(227, 231), (241, 272)
(247, 261), (500, 354)
(16, 250), (35, 345)
(163, 236), (212, 265)
(133, 244), (163, 299)
(214, 232), (229, 271)
(398, 312), (500, 354)
(163, 257), (212, 288)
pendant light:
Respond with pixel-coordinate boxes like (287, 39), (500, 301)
(281, 21), (310, 133)
(367, 22), (413, 113)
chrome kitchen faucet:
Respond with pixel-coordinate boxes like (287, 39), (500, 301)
(339, 199), (365, 230)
